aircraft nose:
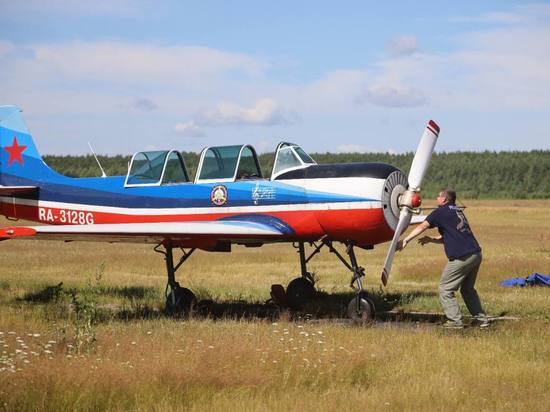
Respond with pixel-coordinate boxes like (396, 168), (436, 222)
(380, 170), (408, 231)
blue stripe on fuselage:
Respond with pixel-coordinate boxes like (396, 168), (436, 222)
(2, 152), (376, 209)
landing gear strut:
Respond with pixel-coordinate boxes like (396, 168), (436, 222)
(155, 244), (197, 317)
(324, 240), (376, 323)
(286, 242), (317, 310)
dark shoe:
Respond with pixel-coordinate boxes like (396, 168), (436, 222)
(442, 320), (464, 329)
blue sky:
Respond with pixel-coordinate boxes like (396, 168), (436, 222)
(1, 1), (549, 155)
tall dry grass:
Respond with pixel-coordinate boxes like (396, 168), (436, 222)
(1, 200), (549, 411)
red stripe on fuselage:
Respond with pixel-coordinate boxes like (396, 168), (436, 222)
(3, 203), (394, 246)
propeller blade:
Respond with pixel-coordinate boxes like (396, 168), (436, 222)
(381, 209), (412, 286)
(407, 120), (440, 190)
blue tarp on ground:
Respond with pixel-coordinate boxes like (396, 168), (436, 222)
(500, 273), (550, 287)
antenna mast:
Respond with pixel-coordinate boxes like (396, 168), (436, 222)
(87, 142), (107, 178)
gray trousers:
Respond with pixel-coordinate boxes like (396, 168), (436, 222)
(439, 253), (485, 323)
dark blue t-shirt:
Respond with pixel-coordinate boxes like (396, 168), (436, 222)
(426, 204), (481, 260)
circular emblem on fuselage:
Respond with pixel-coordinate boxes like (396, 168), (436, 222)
(211, 185), (228, 206)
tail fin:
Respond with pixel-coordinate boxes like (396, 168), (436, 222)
(0, 105), (54, 186)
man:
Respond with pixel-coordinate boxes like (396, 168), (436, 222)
(397, 188), (489, 329)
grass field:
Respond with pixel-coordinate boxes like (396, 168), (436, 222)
(1, 200), (549, 411)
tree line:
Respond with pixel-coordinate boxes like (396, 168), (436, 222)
(43, 150), (550, 199)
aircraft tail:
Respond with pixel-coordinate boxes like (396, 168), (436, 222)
(0, 105), (54, 187)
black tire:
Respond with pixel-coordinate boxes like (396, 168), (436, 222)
(286, 277), (315, 310)
(165, 285), (196, 317)
(347, 295), (375, 324)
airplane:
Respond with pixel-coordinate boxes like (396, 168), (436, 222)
(0, 105), (439, 322)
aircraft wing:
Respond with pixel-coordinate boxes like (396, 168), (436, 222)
(0, 219), (291, 245)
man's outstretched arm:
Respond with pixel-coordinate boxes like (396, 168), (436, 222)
(397, 221), (430, 251)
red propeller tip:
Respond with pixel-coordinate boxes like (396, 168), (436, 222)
(428, 120), (440, 134)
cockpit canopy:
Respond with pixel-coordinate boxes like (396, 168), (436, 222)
(125, 150), (190, 187)
(195, 145), (262, 183)
(271, 142), (316, 180)
(124, 142), (316, 186)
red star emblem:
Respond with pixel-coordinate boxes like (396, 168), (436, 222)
(4, 136), (27, 166)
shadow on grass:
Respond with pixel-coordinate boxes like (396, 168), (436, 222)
(19, 284), (158, 303)
(19, 283), (65, 303)
(15, 283), (443, 324)
(192, 289), (442, 323)
(96, 285), (158, 300)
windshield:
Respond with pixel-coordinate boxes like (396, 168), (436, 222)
(294, 146), (315, 164)
(197, 145), (241, 180)
(162, 151), (189, 184)
(271, 142), (316, 179)
(126, 151), (169, 185)
(272, 147), (301, 175)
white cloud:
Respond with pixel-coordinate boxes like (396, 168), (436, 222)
(294, 70), (369, 113)
(385, 36), (419, 57)
(0, 40), (269, 116)
(30, 41), (266, 85)
(196, 98), (296, 126)
(118, 97), (158, 112)
(356, 84), (427, 108)
(336, 144), (372, 153)
(173, 121), (205, 138)
(336, 144), (401, 154)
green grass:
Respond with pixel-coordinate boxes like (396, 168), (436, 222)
(1, 200), (549, 411)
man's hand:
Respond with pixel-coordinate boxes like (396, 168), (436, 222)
(418, 236), (433, 246)
(396, 239), (408, 251)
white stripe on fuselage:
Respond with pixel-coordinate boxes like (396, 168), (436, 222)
(1, 196), (382, 216)
(280, 177), (386, 200)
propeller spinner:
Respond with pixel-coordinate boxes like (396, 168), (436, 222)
(381, 120), (440, 286)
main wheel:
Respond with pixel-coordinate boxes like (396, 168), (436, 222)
(347, 295), (375, 324)
(286, 277), (315, 310)
(165, 285), (196, 317)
